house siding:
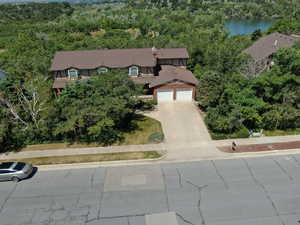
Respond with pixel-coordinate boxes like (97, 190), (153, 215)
(54, 66), (155, 78)
(157, 58), (187, 67)
(140, 67), (154, 75)
(245, 56), (272, 77)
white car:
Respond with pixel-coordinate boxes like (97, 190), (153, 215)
(0, 162), (33, 182)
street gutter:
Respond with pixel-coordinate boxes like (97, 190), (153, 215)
(36, 148), (300, 171)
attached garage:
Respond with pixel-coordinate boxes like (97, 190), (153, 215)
(176, 88), (193, 101)
(149, 65), (199, 103)
(155, 85), (195, 102)
(157, 89), (174, 102)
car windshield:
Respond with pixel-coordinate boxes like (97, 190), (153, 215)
(13, 162), (26, 171)
(0, 162), (14, 169)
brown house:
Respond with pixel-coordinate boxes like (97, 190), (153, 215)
(50, 47), (198, 102)
(243, 32), (300, 77)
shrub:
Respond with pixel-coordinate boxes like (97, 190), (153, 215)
(136, 99), (157, 111)
(148, 132), (164, 143)
(210, 126), (249, 140)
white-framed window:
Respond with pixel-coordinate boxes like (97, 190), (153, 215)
(129, 66), (139, 76)
(68, 69), (78, 79)
(97, 67), (108, 74)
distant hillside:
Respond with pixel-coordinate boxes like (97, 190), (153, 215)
(0, 0), (121, 4)
(0, 2), (74, 22)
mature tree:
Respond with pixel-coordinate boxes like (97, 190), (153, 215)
(54, 71), (141, 144)
(203, 37), (250, 74)
(251, 29), (262, 41)
(197, 71), (225, 109)
(0, 101), (25, 152)
(272, 47), (300, 75)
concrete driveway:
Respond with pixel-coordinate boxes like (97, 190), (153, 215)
(146, 102), (211, 145)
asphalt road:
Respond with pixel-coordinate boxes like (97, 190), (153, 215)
(1, 155), (300, 225)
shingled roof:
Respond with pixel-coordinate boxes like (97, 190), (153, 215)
(149, 65), (198, 88)
(50, 48), (189, 71)
(243, 33), (300, 61)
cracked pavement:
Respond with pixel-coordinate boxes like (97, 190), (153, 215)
(1, 155), (300, 225)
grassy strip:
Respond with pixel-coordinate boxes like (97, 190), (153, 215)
(23, 143), (101, 151)
(23, 115), (163, 151)
(264, 128), (300, 136)
(0, 151), (162, 165)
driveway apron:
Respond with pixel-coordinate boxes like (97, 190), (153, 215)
(147, 102), (211, 145)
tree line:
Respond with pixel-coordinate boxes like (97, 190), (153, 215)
(0, 2), (74, 24)
(127, 0), (300, 19)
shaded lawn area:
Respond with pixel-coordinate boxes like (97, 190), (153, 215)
(0, 151), (162, 165)
(115, 114), (163, 146)
(23, 115), (163, 151)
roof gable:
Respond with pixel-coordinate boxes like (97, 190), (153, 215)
(149, 65), (198, 88)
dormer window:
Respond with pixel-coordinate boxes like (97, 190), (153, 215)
(129, 66), (139, 76)
(97, 67), (108, 74)
(68, 69), (78, 79)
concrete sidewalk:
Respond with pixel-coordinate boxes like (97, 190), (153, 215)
(1, 135), (300, 162)
(0, 143), (166, 160)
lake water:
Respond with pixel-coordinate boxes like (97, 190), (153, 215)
(225, 20), (274, 36)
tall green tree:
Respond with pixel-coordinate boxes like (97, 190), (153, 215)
(54, 71), (141, 144)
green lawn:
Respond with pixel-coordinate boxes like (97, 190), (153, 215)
(264, 128), (300, 136)
(23, 115), (163, 151)
(0, 151), (162, 165)
(116, 115), (164, 145)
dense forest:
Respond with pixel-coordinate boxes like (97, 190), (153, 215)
(129, 0), (300, 19)
(0, 0), (121, 3)
(0, 2), (74, 23)
(0, 0), (299, 151)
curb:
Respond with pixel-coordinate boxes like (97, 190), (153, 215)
(36, 148), (300, 171)
(37, 150), (167, 171)
(162, 148), (300, 164)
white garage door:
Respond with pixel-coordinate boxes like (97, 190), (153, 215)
(157, 89), (174, 102)
(176, 88), (193, 101)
